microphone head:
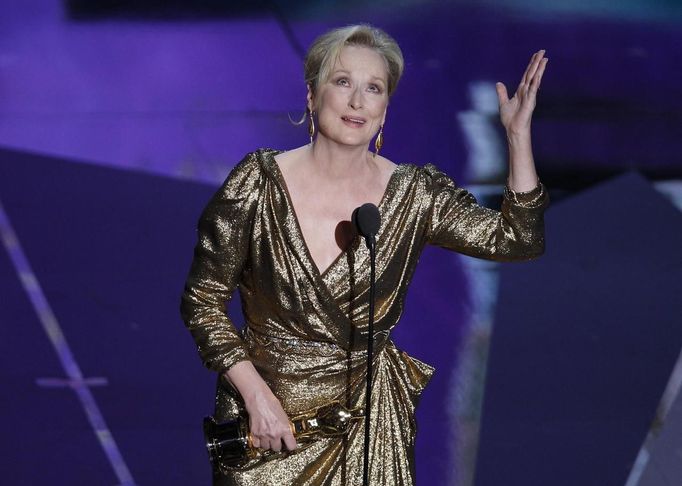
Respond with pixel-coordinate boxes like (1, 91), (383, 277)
(352, 203), (381, 237)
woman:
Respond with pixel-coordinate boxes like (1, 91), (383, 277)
(181, 24), (548, 485)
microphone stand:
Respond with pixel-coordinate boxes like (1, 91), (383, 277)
(353, 202), (380, 486)
(362, 233), (376, 486)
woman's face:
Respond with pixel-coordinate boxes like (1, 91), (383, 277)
(310, 45), (389, 150)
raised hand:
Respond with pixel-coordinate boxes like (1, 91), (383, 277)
(495, 50), (548, 136)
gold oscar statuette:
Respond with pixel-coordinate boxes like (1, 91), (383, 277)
(204, 401), (364, 475)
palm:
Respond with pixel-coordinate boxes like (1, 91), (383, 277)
(496, 50), (548, 135)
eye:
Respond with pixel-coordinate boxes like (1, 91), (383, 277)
(368, 84), (383, 93)
(335, 77), (350, 87)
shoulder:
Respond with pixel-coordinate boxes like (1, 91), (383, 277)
(373, 153), (398, 172)
(402, 163), (476, 206)
(271, 145), (308, 181)
(203, 149), (281, 217)
(224, 149), (274, 183)
(409, 163), (468, 197)
(381, 159), (458, 189)
(373, 154), (452, 181)
(198, 149), (282, 227)
(419, 163), (455, 184)
(216, 148), (282, 198)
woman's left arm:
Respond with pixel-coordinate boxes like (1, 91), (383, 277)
(495, 49), (548, 192)
(423, 51), (550, 262)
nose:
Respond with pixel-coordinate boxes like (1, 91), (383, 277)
(349, 88), (363, 110)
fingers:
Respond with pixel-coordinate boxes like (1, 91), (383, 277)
(519, 50), (547, 96)
(269, 436), (283, 453)
(249, 423), (296, 452)
(495, 82), (509, 105)
(521, 51), (539, 85)
(245, 388), (297, 453)
(523, 50), (545, 86)
(283, 429), (298, 451)
(530, 57), (548, 93)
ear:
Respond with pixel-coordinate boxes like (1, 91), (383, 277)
(306, 84), (315, 112)
(381, 106), (388, 126)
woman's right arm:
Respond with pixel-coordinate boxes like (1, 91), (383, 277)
(180, 156), (258, 372)
(180, 153), (295, 452)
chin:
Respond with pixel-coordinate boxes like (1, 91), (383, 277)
(320, 133), (370, 149)
(340, 139), (371, 149)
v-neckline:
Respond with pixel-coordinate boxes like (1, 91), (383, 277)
(266, 150), (403, 280)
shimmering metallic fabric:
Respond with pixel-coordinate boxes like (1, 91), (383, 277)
(180, 148), (548, 485)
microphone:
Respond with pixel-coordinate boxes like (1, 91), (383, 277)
(352, 202), (381, 486)
(352, 203), (381, 248)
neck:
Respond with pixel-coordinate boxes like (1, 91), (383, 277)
(309, 135), (375, 180)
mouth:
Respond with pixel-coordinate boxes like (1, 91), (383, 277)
(341, 116), (366, 126)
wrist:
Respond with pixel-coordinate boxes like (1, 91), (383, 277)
(241, 379), (275, 406)
(224, 360), (271, 404)
(506, 129), (532, 146)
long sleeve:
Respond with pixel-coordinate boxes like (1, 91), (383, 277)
(180, 153), (263, 374)
(422, 163), (549, 261)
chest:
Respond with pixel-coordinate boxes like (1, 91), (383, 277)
(272, 156), (396, 276)
(288, 187), (369, 274)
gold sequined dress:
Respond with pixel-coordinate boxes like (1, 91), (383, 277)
(180, 148), (548, 485)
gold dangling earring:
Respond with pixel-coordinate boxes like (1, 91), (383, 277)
(308, 109), (315, 144)
(374, 124), (384, 158)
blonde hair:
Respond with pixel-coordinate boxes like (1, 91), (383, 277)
(304, 24), (404, 97)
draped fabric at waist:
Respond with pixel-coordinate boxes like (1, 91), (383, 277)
(239, 325), (434, 418)
(242, 325), (391, 358)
